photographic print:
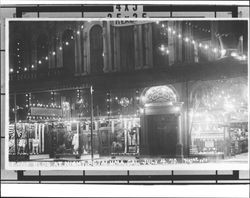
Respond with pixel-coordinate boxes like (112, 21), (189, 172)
(5, 18), (249, 170)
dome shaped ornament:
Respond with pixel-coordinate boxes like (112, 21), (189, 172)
(143, 86), (177, 105)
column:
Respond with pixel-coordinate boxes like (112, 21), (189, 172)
(102, 22), (109, 73)
(49, 36), (56, 69)
(83, 30), (88, 74)
(75, 26), (82, 75)
(146, 23), (153, 68)
(31, 37), (38, 70)
(134, 25), (140, 70)
(138, 25), (143, 68)
(168, 21), (175, 66)
(106, 21), (112, 72)
(177, 22), (183, 63)
(56, 33), (63, 68)
(176, 113), (184, 158)
(113, 27), (121, 72)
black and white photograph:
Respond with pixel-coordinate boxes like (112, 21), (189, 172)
(5, 18), (248, 170)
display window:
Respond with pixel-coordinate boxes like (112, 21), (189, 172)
(190, 77), (248, 158)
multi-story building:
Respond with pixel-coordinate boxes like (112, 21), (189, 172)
(8, 20), (248, 161)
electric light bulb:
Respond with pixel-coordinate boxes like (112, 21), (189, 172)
(184, 37), (189, 42)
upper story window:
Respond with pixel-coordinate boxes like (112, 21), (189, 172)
(90, 25), (104, 74)
(62, 29), (75, 73)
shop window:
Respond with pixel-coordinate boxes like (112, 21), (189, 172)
(37, 34), (49, 72)
(190, 78), (248, 157)
(90, 25), (104, 74)
(62, 29), (75, 73)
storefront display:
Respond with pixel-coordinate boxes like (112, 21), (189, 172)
(189, 77), (248, 158)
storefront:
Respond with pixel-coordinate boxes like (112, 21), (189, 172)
(8, 77), (248, 161)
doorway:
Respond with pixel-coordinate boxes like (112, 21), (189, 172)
(147, 114), (178, 156)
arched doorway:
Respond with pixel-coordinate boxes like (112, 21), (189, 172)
(140, 85), (183, 157)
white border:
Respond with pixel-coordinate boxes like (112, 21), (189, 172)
(5, 18), (249, 170)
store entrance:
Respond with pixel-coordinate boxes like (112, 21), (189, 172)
(147, 114), (177, 156)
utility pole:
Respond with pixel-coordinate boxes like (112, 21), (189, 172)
(90, 86), (94, 161)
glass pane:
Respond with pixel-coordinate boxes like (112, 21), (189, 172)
(22, 12), (38, 18)
(172, 12), (214, 18)
(145, 12), (171, 18)
(216, 12), (233, 18)
(83, 12), (109, 18)
(39, 12), (82, 18)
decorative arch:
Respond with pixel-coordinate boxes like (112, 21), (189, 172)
(89, 25), (104, 74)
(141, 85), (178, 106)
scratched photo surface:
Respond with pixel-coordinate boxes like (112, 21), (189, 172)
(5, 19), (248, 170)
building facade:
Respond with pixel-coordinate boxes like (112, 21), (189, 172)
(8, 20), (248, 160)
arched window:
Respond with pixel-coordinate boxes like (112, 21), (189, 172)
(37, 34), (49, 71)
(62, 29), (75, 73)
(90, 25), (103, 74)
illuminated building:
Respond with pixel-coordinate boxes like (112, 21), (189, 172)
(8, 20), (248, 161)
